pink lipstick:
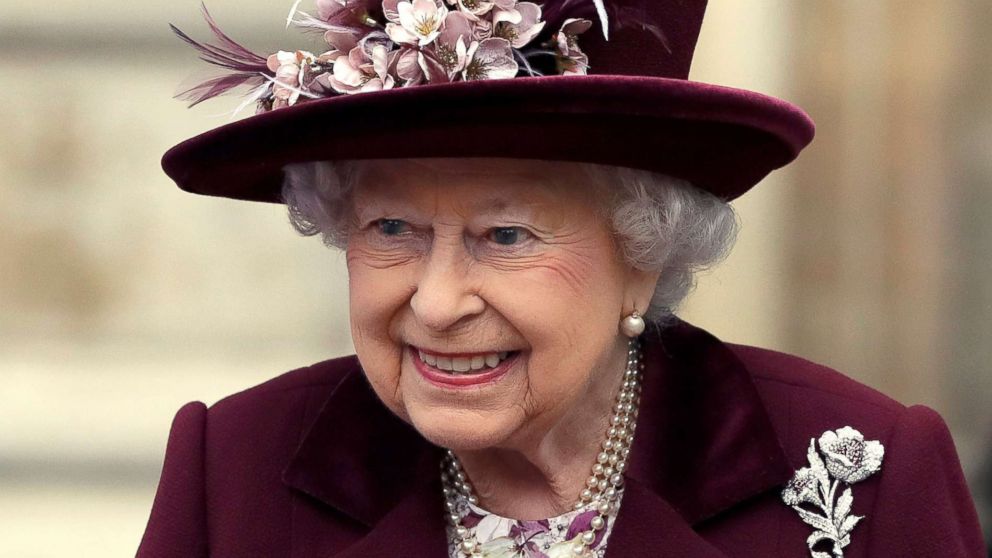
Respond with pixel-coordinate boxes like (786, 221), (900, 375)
(410, 346), (519, 388)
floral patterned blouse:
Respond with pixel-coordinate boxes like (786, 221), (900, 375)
(445, 487), (625, 558)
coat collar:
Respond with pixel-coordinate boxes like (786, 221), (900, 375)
(283, 319), (793, 539)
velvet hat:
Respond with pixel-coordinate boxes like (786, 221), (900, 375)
(163, 0), (815, 203)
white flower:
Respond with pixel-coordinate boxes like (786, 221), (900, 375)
(387, 0), (448, 46)
(474, 513), (514, 542)
(818, 426), (884, 484)
(781, 466), (821, 506)
(545, 534), (585, 558)
(475, 536), (519, 558)
(782, 426), (885, 558)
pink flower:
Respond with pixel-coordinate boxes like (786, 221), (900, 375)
(471, 17), (493, 40)
(316, 0), (378, 27)
(490, 0), (523, 26)
(386, 0), (448, 46)
(447, 0), (494, 21)
(323, 29), (391, 65)
(325, 44), (396, 94)
(430, 11), (474, 78)
(393, 47), (449, 85)
(266, 50), (319, 108)
(323, 28), (362, 58)
(432, 1), (492, 39)
(460, 37), (518, 80)
(555, 18), (592, 75)
(492, 1), (544, 48)
(381, 0), (402, 22)
(175, 0), (601, 116)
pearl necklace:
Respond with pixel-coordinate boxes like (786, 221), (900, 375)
(441, 338), (644, 558)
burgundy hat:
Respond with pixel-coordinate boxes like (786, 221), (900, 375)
(163, 0), (815, 203)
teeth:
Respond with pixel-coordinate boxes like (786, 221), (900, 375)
(418, 349), (513, 373)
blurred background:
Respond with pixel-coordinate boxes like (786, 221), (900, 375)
(1, 0), (990, 555)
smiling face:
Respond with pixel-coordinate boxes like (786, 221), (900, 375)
(345, 158), (657, 452)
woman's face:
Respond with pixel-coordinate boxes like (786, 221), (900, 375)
(346, 158), (656, 451)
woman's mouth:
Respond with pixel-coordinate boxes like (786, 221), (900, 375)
(417, 349), (512, 373)
(410, 346), (520, 387)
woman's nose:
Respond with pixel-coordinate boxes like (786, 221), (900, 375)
(409, 244), (485, 332)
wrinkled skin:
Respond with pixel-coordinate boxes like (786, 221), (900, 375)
(345, 158), (660, 518)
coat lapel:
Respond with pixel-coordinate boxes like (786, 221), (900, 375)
(628, 320), (795, 524)
(282, 367), (444, 527)
(331, 479), (450, 558)
(605, 479), (732, 557)
(281, 319), (792, 556)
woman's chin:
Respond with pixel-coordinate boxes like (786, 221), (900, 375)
(406, 408), (515, 451)
(395, 349), (529, 449)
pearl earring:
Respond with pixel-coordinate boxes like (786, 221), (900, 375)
(620, 310), (645, 338)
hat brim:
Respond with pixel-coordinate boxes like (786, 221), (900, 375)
(162, 74), (815, 203)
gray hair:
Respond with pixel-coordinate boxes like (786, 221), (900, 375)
(281, 160), (739, 323)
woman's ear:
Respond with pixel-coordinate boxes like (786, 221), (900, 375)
(623, 267), (661, 315)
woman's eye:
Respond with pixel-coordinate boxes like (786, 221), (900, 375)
(376, 219), (410, 236)
(487, 227), (531, 246)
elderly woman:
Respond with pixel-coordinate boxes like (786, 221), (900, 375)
(139, 1), (985, 557)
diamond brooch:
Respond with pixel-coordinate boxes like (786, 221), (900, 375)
(781, 426), (884, 558)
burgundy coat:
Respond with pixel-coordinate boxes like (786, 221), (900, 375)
(137, 320), (985, 557)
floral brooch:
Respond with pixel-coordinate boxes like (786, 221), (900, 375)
(781, 426), (885, 558)
(169, 0), (662, 115)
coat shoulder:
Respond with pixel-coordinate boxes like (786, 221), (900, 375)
(726, 343), (906, 461)
(140, 358), (361, 558)
(201, 353), (362, 483)
(210, 353), (361, 415)
(728, 342), (905, 415)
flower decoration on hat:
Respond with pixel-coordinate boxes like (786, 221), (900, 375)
(782, 426), (885, 558)
(171, 0), (624, 115)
